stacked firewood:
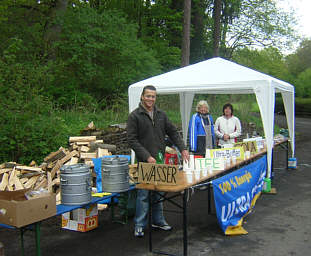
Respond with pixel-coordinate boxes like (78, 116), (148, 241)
(0, 122), (117, 204)
(81, 123), (130, 155)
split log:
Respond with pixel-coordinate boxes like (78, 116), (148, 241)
(44, 147), (66, 163)
(16, 166), (43, 173)
(52, 177), (60, 186)
(0, 173), (9, 191)
(47, 172), (52, 192)
(80, 152), (97, 159)
(90, 142), (116, 152)
(29, 160), (37, 166)
(14, 178), (24, 190)
(75, 141), (91, 146)
(39, 162), (48, 171)
(20, 178), (28, 184)
(50, 150), (78, 179)
(34, 178), (47, 190)
(0, 168), (12, 175)
(8, 167), (17, 188)
(84, 160), (94, 168)
(55, 190), (61, 205)
(69, 136), (96, 143)
(64, 157), (79, 166)
(80, 146), (90, 152)
(4, 162), (17, 168)
(71, 143), (79, 150)
(97, 148), (109, 158)
(24, 176), (39, 189)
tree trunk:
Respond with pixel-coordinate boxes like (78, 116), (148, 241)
(181, 0), (191, 67)
(213, 0), (221, 57)
(44, 0), (68, 59)
(190, 0), (207, 63)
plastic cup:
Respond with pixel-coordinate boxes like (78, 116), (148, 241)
(226, 158), (231, 168)
(194, 170), (201, 180)
(245, 151), (250, 159)
(232, 156), (237, 165)
(186, 172), (193, 183)
(202, 168), (208, 176)
(207, 166), (213, 174)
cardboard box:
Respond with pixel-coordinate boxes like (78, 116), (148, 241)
(0, 189), (56, 228)
(61, 203), (98, 232)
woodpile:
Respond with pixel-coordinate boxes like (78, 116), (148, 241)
(81, 123), (130, 155)
(0, 122), (120, 204)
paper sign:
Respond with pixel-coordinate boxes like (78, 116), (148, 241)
(195, 158), (225, 171)
(234, 141), (258, 155)
(208, 147), (244, 160)
(255, 139), (265, 150)
(138, 163), (182, 185)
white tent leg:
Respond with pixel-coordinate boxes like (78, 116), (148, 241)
(254, 82), (275, 178)
(281, 91), (295, 157)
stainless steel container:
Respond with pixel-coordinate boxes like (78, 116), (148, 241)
(102, 156), (129, 192)
(60, 164), (92, 205)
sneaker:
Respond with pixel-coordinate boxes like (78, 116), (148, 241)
(134, 226), (144, 237)
(152, 223), (172, 231)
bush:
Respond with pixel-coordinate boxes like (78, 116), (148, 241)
(295, 97), (311, 116)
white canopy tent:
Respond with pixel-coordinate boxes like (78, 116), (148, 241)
(128, 57), (295, 178)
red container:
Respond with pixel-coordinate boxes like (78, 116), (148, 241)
(194, 155), (203, 159)
(164, 153), (178, 165)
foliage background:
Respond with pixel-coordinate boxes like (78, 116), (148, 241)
(0, 0), (310, 164)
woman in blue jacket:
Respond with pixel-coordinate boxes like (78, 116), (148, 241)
(189, 100), (216, 155)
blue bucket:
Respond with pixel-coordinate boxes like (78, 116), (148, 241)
(288, 157), (297, 169)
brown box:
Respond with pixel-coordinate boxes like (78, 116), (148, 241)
(0, 189), (56, 228)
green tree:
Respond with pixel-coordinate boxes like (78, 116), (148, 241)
(233, 47), (291, 82)
(294, 68), (311, 98)
(223, 0), (298, 58)
(286, 39), (311, 76)
(0, 38), (69, 163)
(48, 6), (161, 106)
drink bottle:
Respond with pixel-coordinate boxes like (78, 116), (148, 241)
(156, 151), (164, 164)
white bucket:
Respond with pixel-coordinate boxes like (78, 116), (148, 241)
(288, 158), (297, 169)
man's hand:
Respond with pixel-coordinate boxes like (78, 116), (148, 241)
(147, 156), (156, 163)
(181, 150), (190, 161)
(223, 134), (230, 141)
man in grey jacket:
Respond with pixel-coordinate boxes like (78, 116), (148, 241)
(127, 85), (189, 237)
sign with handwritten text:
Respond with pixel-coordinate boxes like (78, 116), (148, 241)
(137, 163), (182, 185)
(234, 141), (258, 154)
(194, 157), (225, 170)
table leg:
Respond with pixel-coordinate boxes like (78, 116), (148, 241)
(35, 222), (41, 256)
(271, 149), (274, 179)
(183, 190), (188, 256)
(208, 184), (211, 215)
(20, 228), (25, 256)
(286, 140), (289, 169)
(149, 191), (153, 253)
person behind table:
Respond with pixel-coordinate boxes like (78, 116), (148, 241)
(127, 85), (190, 238)
(188, 100), (216, 155)
(214, 103), (242, 146)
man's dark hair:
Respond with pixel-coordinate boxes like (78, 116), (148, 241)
(223, 103), (234, 115)
(142, 85), (156, 95)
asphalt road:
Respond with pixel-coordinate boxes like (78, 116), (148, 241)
(1, 116), (311, 256)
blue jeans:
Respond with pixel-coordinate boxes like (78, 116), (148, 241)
(134, 189), (167, 228)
